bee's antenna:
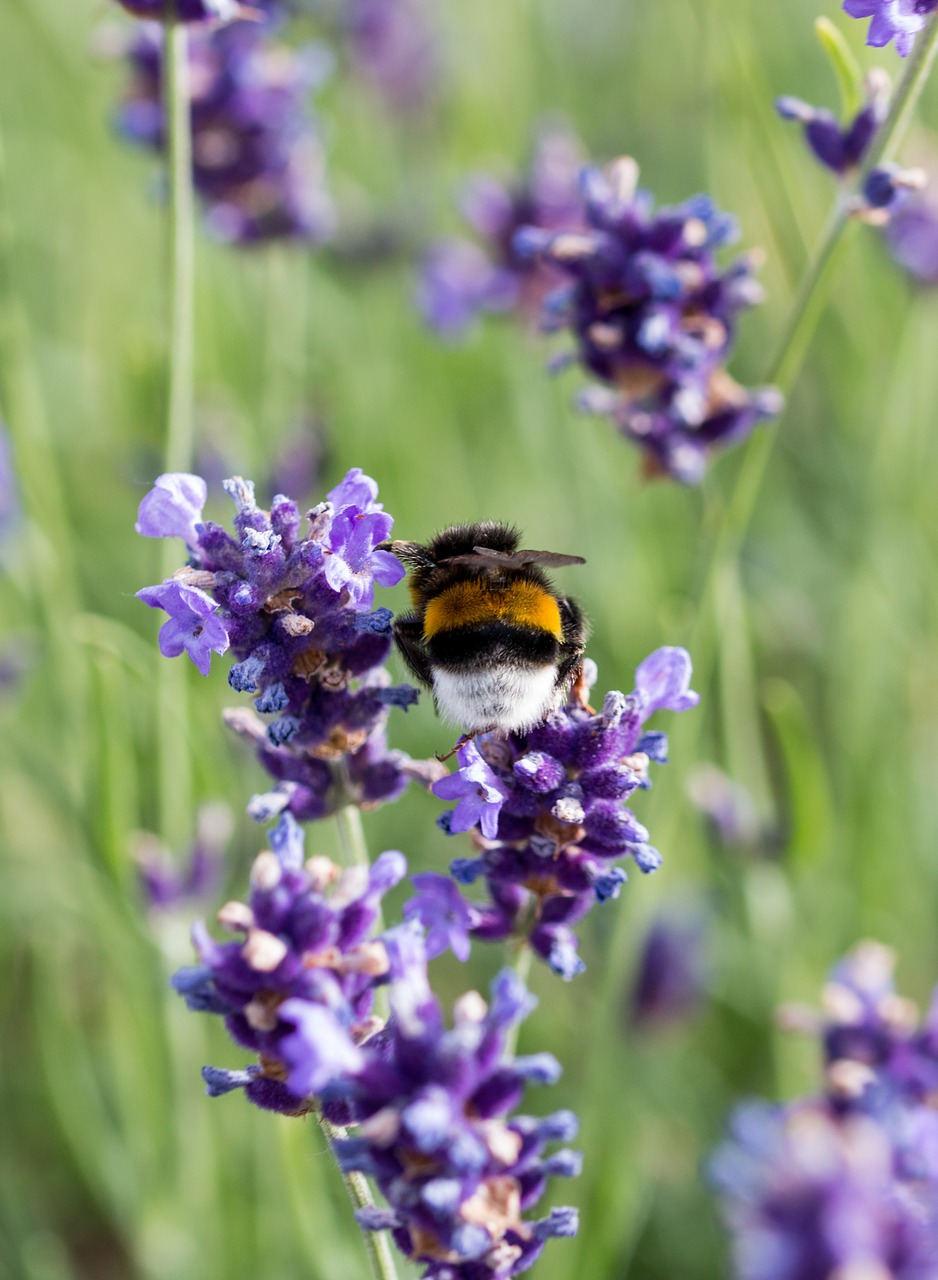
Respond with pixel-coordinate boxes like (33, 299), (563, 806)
(377, 539), (436, 568)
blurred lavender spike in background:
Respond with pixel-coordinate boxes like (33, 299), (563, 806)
(517, 156), (781, 481)
(116, 20), (335, 244)
(629, 907), (710, 1030)
(342, 0), (441, 114)
(775, 69), (890, 175)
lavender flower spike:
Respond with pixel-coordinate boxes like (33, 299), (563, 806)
(775, 70), (890, 176)
(518, 156), (780, 481)
(843, 0), (936, 58)
(433, 654), (699, 979)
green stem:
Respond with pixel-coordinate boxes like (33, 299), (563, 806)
(502, 941), (533, 1061)
(717, 11), (938, 568)
(318, 1115), (402, 1280)
(157, 15), (196, 848)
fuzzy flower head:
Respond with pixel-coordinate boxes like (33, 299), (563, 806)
(515, 156), (781, 482)
(136, 468), (434, 822)
(171, 812), (406, 1114)
(843, 0), (938, 58)
(329, 943), (580, 1278)
(117, 20), (334, 244)
(776, 70), (890, 176)
(418, 122), (587, 340)
(433, 651), (699, 979)
(711, 1100), (938, 1280)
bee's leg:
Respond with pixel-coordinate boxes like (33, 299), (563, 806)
(391, 615), (434, 686)
(557, 596), (592, 710)
(435, 731), (475, 763)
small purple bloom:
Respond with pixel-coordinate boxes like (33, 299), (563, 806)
(843, 0), (937, 57)
(433, 739), (510, 840)
(135, 472), (207, 546)
(776, 72), (890, 175)
(886, 194), (938, 283)
(634, 646), (700, 716)
(630, 909), (709, 1029)
(324, 508), (403, 609)
(416, 239), (518, 340)
(342, 0), (440, 115)
(278, 1000), (364, 1097)
(114, 0), (244, 21)
(136, 579), (231, 675)
(403, 872), (475, 962)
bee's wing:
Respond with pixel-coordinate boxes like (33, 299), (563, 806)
(512, 549), (586, 568)
(441, 546), (586, 569)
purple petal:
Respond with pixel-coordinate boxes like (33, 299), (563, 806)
(135, 473), (207, 545)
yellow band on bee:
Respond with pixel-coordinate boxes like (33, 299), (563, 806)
(423, 580), (563, 640)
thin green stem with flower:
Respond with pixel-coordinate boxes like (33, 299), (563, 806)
(157, 13), (197, 847)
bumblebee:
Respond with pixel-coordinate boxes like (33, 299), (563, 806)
(379, 522), (587, 737)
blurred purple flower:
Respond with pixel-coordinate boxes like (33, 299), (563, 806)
(136, 579), (231, 675)
(134, 801), (231, 912)
(418, 122), (586, 339)
(114, 0), (245, 21)
(117, 20), (335, 245)
(776, 70), (890, 175)
(0, 422), (20, 542)
(516, 156), (781, 482)
(711, 942), (938, 1280)
(843, 0), (937, 57)
(402, 872), (476, 961)
(630, 908), (709, 1030)
(686, 763), (760, 846)
(887, 195), (938, 282)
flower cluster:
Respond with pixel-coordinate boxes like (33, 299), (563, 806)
(843, 0), (938, 58)
(117, 19), (334, 244)
(331, 945), (580, 1279)
(418, 123), (586, 340)
(515, 157), (781, 482)
(710, 942), (938, 1280)
(775, 70), (890, 176)
(136, 468), (435, 820)
(172, 812), (405, 1114)
(175, 836), (581, 1278)
(415, 649), (699, 979)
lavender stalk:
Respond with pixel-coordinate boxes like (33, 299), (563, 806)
(158, 14), (197, 847)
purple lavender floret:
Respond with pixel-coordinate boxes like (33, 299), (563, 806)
(431, 651), (699, 979)
(843, 0), (937, 58)
(117, 20), (334, 244)
(516, 156), (781, 482)
(114, 0), (245, 21)
(775, 70), (890, 176)
(136, 468), (437, 820)
(135, 801), (230, 912)
(331, 947), (580, 1277)
(172, 812), (405, 1115)
(418, 123), (586, 340)
(712, 942), (938, 1280)
(629, 908), (709, 1030)
(887, 195), (938, 282)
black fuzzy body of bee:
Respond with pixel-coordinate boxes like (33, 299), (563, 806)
(380, 522), (587, 736)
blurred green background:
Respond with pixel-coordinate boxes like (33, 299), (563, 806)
(3, 0), (938, 1277)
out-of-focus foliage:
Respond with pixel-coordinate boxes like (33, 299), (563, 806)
(3, 1), (938, 1278)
